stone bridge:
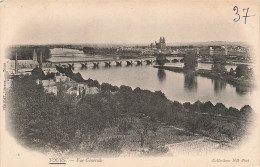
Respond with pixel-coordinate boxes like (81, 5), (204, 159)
(48, 57), (183, 68)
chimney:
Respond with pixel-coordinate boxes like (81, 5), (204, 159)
(15, 53), (18, 74)
(39, 52), (43, 69)
(33, 49), (37, 62)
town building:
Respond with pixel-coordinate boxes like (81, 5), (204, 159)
(150, 37), (166, 50)
(36, 74), (99, 97)
(39, 79), (58, 96)
(5, 50), (39, 72)
(199, 46), (227, 58)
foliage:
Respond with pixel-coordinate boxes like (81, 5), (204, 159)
(229, 68), (235, 75)
(56, 66), (100, 88)
(97, 137), (123, 153)
(7, 75), (253, 155)
(212, 63), (227, 74)
(184, 53), (198, 70)
(212, 56), (227, 74)
(235, 64), (253, 79)
(156, 54), (168, 65)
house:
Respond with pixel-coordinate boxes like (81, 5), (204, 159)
(37, 79), (58, 95)
(66, 83), (99, 96)
(54, 73), (70, 82)
(36, 73), (99, 96)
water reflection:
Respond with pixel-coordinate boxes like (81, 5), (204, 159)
(92, 66), (99, 70)
(157, 69), (166, 82)
(213, 79), (226, 93)
(81, 66), (87, 70)
(236, 86), (253, 95)
(184, 72), (197, 91)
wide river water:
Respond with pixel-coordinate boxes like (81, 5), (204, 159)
(49, 51), (258, 109)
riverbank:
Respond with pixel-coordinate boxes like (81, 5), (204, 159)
(154, 65), (254, 88)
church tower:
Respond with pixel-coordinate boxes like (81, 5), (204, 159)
(33, 49), (38, 63)
(39, 52), (43, 69)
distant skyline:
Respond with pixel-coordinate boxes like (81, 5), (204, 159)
(1, 0), (258, 45)
(8, 41), (248, 47)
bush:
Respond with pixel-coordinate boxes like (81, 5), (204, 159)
(240, 105), (253, 119)
(214, 103), (228, 115)
(235, 64), (252, 79)
(201, 101), (214, 113)
(190, 100), (202, 113)
(98, 137), (122, 153)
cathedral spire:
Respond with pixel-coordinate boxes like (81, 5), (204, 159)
(39, 52), (43, 69)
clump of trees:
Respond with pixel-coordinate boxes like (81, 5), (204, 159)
(31, 66), (45, 79)
(235, 64), (253, 79)
(156, 54), (169, 65)
(212, 55), (227, 74)
(7, 75), (254, 155)
(101, 83), (119, 93)
(211, 56), (253, 80)
(184, 53), (198, 71)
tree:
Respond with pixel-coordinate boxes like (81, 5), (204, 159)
(156, 54), (169, 65)
(228, 107), (240, 117)
(183, 102), (191, 111)
(235, 64), (252, 79)
(190, 100), (202, 113)
(31, 66), (45, 79)
(240, 105), (253, 119)
(119, 85), (132, 92)
(131, 119), (157, 147)
(212, 55), (227, 74)
(214, 103), (228, 115)
(201, 101), (214, 113)
(184, 53), (198, 71)
(101, 83), (112, 92)
(212, 63), (227, 74)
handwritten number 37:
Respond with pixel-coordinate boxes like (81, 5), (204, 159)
(233, 6), (254, 24)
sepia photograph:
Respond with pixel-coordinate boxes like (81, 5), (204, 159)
(0, 0), (259, 166)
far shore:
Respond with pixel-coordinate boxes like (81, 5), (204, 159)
(153, 65), (255, 88)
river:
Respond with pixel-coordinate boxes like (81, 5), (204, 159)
(49, 51), (258, 109)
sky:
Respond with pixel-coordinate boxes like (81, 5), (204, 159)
(1, 0), (259, 45)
